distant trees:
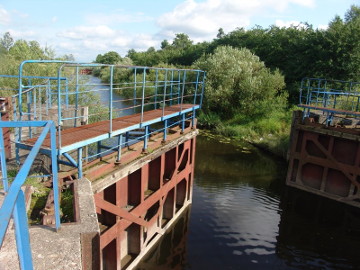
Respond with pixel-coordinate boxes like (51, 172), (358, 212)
(95, 51), (122, 64)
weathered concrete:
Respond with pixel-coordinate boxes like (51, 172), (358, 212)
(0, 178), (99, 270)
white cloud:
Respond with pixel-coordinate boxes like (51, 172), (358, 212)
(52, 16), (58, 23)
(8, 29), (35, 38)
(0, 6), (10, 25)
(157, 0), (316, 41)
(58, 25), (115, 40)
(84, 10), (152, 25)
(275, 19), (307, 28)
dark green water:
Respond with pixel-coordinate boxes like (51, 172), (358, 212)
(136, 133), (360, 270)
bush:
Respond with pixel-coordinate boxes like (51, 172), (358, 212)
(195, 46), (287, 119)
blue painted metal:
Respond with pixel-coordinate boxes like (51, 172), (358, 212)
(299, 78), (360, 124)
(0, 120), (60, 270)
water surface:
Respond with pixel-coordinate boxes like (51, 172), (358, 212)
(136, 134), (360, 270)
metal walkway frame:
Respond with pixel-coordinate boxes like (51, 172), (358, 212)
(9, 60), (205, 178)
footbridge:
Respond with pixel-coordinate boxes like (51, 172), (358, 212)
(0, 60), (205, 269)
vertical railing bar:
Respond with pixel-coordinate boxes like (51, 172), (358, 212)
(162, 70), (168, 117)
(180, 70), (187, 112)
(140, 67), (146, 124)
(170, 70), (174, 106)
(200, 72), (206, 107)
(0, 126), (8, 192)
(50, 122), (60, 231)
(193, 71), (200, 105)
(154, 69), (158, 110)
(109, 66), (114, 133)
(75, 68), (79, 127)
(133, 68), (137, 113)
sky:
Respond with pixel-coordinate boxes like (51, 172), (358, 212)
(0, 0), (358, 62)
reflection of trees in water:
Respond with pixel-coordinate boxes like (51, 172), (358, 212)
(195, 135), (287, 191)
(135, 207), (190, 270)
(277, 187), (360, 269)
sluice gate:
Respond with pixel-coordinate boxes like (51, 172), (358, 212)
(0, 60), (205, 270)
(287, 78), (360, 207)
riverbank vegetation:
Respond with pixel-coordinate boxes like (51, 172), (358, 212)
(1, 5), (359, 158)
(95, 6), (360, 158)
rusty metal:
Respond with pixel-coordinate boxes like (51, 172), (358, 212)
(23, 104), (196, 149)
(94, 134), (196, 269)
(286, 111), (360, 207)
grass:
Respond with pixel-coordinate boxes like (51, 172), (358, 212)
(197, 108), (295, 159)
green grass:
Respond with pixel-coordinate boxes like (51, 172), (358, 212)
(197, 108), (295, 159)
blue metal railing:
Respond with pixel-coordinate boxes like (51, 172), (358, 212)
(299, 77), (360, 124)
(0, 121), (60, 270)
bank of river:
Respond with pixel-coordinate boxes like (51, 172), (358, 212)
(136, 132), (360, 270)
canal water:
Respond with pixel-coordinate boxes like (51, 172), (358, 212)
(135, 134), (360, 270)
(92, 76), (360, 269)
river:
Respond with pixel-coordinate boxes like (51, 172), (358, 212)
(92, 76), (360, 270)
(135, 134), (360, 270)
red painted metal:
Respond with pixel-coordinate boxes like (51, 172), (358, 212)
(287, 111), (360, 207)
(0, 97), (11, 159)
(94, 136), (196, 269)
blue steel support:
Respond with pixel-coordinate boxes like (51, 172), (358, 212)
(143, 125), (149, 151)
(170, 70), (174, 106)
(180, 71), (187, 111)
(154, 69), (158, 109)
(133, 68), (137, 113)
(63, 152), (78, 168)
(140, 68), (147, 124)
(181, 113), (186, 133)
(13, 191), (34, 270)
(200, 72), (206, 107)
(192, 109), (196, 128)
(75, 67), (79, 127)
(163, 119), (168, 142)
(116, 134), (122, 162)
(125, 132), (129, 147)
(162, 71), (168, 117)
(193, 71), (200, 105)
(0, 127), (8, 192)
(109, 66), (114, 133)
(78, 147), (83, 179)
(50, 122), (60, 230)
(97, 141), (101, 159)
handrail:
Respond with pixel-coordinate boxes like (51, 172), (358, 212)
(0, 120), (60, 270)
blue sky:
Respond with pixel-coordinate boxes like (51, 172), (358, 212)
(0, 0), (358, 61)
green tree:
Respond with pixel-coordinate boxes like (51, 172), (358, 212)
(172, 33), (193, 49)
(95, 51), (121, 64)
(195, 46), (287, 119)
(161, 39), (170, 49)
(0, 32), (14, 52)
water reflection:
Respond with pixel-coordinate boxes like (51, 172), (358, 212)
(135, 134), (360, 270)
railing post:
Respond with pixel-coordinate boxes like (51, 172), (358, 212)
(143, 125), (149, 152)
(133, 68), (137, 113)
(154, 69), (158, 110)
(50, 122), (61, 231)
(140, 68), (146, 124)
(78, 147), (83, 179)
(116, 134), (122, 163)
(13, 191), (34, 270)
(180, 71), (187, 111)
(162, 71), (168, 118)
(0, 126), (8, 192)
(163, 119), (168, 142)
(109, 66), (114, 133)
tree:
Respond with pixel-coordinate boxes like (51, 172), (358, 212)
(95, 51), (121, 64)
(161, 39), (170, 49)
(172, 33), (193, 49)
(195, 46), (286, 119)
(216, 28), (225, 39)
(0, 32), (14, 52)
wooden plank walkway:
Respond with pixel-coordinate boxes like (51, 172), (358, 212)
(23, 104), (197, 151)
